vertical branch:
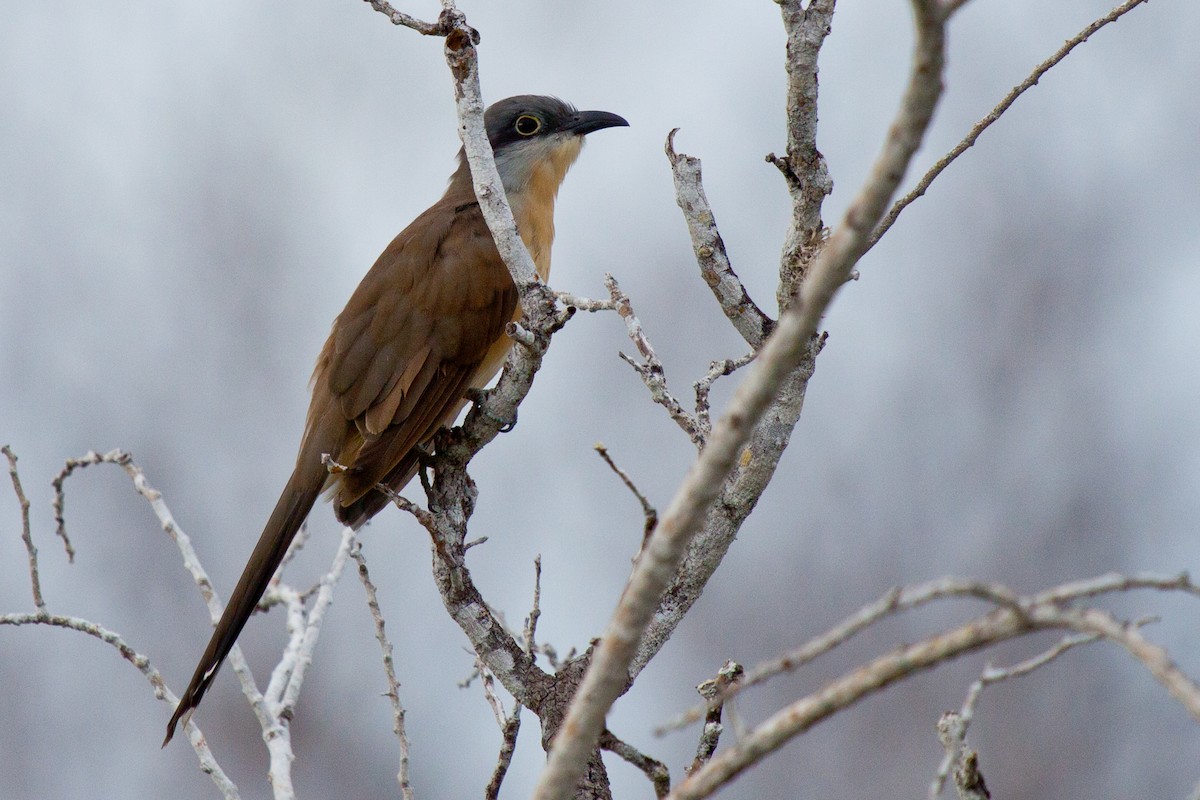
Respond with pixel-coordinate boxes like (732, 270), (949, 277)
(773, 0), (836, 306)
(439, 4), (544, 303)
(2, 446), (46, 614)
(353, 543), (415, 800)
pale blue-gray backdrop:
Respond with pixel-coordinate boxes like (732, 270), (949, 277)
(3, 2), (1199, 798)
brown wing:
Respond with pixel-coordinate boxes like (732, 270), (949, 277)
(302, 195), (518, 524)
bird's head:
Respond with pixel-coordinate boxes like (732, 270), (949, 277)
(481, 95), (628, 196)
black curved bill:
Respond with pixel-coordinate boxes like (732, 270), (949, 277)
(564, 110), (629, 135)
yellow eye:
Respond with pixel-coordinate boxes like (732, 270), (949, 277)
(514, 114), (542, 136)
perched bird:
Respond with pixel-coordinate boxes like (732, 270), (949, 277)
(164, 95), (627, 745)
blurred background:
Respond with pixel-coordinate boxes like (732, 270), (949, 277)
(3, 1), (1199, 797)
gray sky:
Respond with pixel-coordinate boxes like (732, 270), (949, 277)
(3, 2), (1200, 798)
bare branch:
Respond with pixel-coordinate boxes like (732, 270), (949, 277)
(1044, 606), (1200, 719)
(3, 446), (46, 613)
(475, 657), (512, 728)
(51, 451), (121, 561)
(687, 661), (742, 776)
(599, 729), (670, 799)
(693, 354), (755, 441)
(440, 5), (536, 296)
(929, 630), (1104, 800)
(534, 4), (949, 793)
(776, 0), (834, 231)
(417, 456), (553, 708)
(352, 542), (414, 800)
(671, 592), (1200, 799)
(485, 709), (523, 800)
(1030, 571), (1200, 605)
(594, 443), (657, 541)
(430, 1), (579, 491)
(37, 448), (275, 766)
(380, 485), (436, 531)
(606, 274), (702, 445)
(279, 527), (356, 713)
(936, 713), (991, 800)
(554, 290), (617, 314)
(773, 0), (836, 305)
(277, 522), (312, 573)
(0, 610), (241, 798)
(869, 0), (1151, 250)
(360, 0), (445, 35)
(630, 330), (824, 680)
(242, 526), (355, 800)
(524, 555), (543, 656)
(665, 574), (1194, 733)
(666, 130), (773, 348)
(669, 608), (1024, 798)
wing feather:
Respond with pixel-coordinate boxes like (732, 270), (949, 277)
(307, 194), (518, 513)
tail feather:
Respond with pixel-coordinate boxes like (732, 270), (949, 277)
(162, 467), (323, 746)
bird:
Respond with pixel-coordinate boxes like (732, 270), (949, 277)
(163, 95), (627, 745)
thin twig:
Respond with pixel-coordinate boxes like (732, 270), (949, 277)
(351, 543), (414, 798)
(868, 0), (1151, 250)
(693, 354), (755, 441)
(253, 526), (356, 799)
(0, 610), (242, 798)
(594, 443), (657, 540)
(666, 574), (1196, 733)
(279, 526), (356, 713)
(379, 484), (436, 531)
(361, 0), (446, 35)
(605, 274), (702, 445)
(52, 451), (136, 561)
(687, 661), (742, 775)
(476, 657), (508, 728)
(3, 446), (46, 613)
(524, 555), (543, 655)
(929, 630), (1103, 800)
(599, 729), (671, 799)
(660, 577), (1021, 734)
(263, 585), (308, 705)
(72, 448), (274, 770)
(485, 709), (523, 800)
(277, 522), (312, 573)
(671, 595), (1200, 799)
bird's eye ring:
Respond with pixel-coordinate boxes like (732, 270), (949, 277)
(514, 115), (542, 136)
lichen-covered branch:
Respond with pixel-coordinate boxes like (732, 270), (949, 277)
(1, 448), (242, 799)
(533, 3), (949, 795)
(670, 594), (1200, 799)
(666, 131), (773, 348)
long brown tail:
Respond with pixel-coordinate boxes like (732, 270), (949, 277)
(162, 465), (323, 746)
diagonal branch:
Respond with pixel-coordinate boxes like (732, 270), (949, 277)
(868, 0), (1151, 251)
(2, 445), (45, 613)
(666, 130), (773, 348)
(670, 599), (1200, 799)
(532, 2), (949, 796)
